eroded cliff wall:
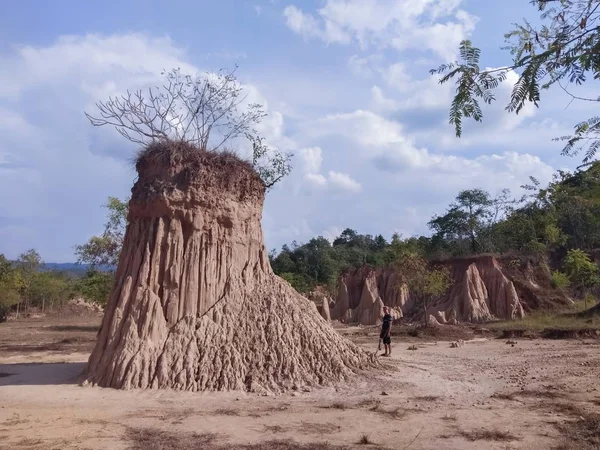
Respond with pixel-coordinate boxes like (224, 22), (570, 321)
(330, 255), (570, 326)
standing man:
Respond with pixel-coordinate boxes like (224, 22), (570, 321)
(380, 306), (392, 357)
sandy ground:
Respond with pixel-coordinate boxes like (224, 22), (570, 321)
(1, 316), (599, 450)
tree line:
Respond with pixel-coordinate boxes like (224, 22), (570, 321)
(0, 249), (112, 322)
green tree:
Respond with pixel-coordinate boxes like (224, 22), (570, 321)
(333, 228), (359, 246)
(75, 197), (128, 267)
(387, 234), (426, 260)
(270, 229), (395, 293)
(29, 272), (73, 312)
(373, 234), (388, 251)
(18, 249), (42, 273)
(549, 164), (600, 250)
(279, 272), (311, 293)
(432, 0), (600, 163)
(394, 251), (452, 326)
(0, 255), (25, 322)
(75, 270), (113, 306)
(429, 189), (493, 254)
(17, 249), (43, 313)
(564, 249), (600, 305)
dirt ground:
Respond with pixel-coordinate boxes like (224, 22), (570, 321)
(1, 316), (599, 450)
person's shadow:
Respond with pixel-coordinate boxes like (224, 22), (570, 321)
(0, 362), (85, 386)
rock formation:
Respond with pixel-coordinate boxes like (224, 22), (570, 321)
(331, 255), (569, 325)
(428, 257), (524, 325)
(331, 266), (405, 324)
(306, 287), (333, 321)
(84, 141), (374, 392)
(318, 297), (331, 321)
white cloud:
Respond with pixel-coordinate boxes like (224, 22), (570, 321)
(328, 171), (362, 192)
(299, 146), (324, 173)
(0, 34), (196, 99)
(348, 55), (374, 77)
(297, 146), (360, 192)
(305, 173), (328, 187)
(266, 217), (313, 243)
(313, 109), (434, 168)
(283, 5), (351, 44)
(370, 85), (398, 113)
(306, 107), (556, 197)
(283, 0), (477, 59)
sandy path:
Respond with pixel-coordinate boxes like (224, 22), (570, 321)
(1, 320), (599, 449)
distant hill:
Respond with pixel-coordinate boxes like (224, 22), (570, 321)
(40, 263), (115, 276)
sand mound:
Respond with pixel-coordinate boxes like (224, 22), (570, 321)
(84, 141), (374, 392)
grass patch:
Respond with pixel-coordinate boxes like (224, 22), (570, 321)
(458, 429), (520, 442)
(441, 413), (458, 422)
(412, 395), (440, 402)
(396, 324), (474, 341)
(127, 429), (220, 450)
(519, 389), (563, 400)
(262, 403), (290, 413)
(545, 401), (587, 417)
(357, 434), (373, 445)
(553, 413), (600, 450)
(488, 301), (600, 334)
(263, 425), (287, 433)
(492, 389), (563, 401)
(369, 404), (407, 419)
(490, 392), (517, 401)
(47, 325), (100, 332)
(356, 398), (381, 408)
(214, 408), (241, 416)
(321, 402), (349, 410)
(127, 427), (378, 450)
(299, 422), (341, 435)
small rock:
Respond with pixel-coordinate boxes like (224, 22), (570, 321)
(381, 391), (389, 396)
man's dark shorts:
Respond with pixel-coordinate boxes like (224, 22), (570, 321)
(380, 330), (391, 345)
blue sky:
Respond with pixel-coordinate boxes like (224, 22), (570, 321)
(0, 0), (592, 262)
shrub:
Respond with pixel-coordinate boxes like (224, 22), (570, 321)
(551, 271), (570, 289)
(583, 293), (597, 311)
